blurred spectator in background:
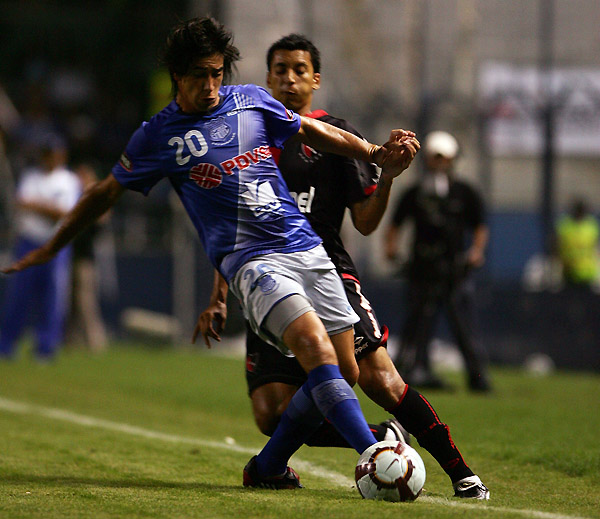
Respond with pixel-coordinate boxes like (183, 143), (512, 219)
(11, 78), (60, 172)
(67, 163), (109, 353)
(556, 198), (600, 291)
(385, 131), (491, 392)
(0, 135), (81, 360)
(0, 83), (20, 254)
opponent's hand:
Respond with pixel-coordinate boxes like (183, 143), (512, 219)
(370, 129), (415, 167)
(1, 244), (57, 275)
(380, 130), (420, 179)
(191, 301), (228, 348)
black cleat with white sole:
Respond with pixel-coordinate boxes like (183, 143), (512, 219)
(381, 418), (412, 445)
(453, 475), (490, 499)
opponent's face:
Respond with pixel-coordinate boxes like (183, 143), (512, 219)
(175, 53), (224, 113)
(267, 49), (320, 115)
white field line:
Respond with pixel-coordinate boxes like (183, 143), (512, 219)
(0, 396), (593, 519)
(418, 497), (594, 519)
(0, 396), (350, 487)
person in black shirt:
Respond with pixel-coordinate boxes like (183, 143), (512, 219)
(196, 35), (489, 499)
(385, 131), (491, 392)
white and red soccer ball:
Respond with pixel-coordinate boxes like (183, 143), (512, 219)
(355, 440), (426, 502)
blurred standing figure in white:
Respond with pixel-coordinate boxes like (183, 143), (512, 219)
(0, 134), (81, 360)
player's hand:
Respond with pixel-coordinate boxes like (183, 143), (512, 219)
(1, 244), (57, 275)
(370, 129), (416, 166)
(380, 130), (420, 179)
(192, 301), (228, 348)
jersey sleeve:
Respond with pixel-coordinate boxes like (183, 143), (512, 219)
(254, 86), (301, 148)
(111, 122), (164, 195)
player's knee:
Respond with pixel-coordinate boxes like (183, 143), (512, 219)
(290, 330), (338, 368)
(254, 410), (280, 437)
(252, 396), (284, 436)
(296, 327), (331, 350)
(251, 386), (291, 437)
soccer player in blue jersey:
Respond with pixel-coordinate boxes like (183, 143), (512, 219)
(2, 17), (418, 491)
(196, 34), (489, 499)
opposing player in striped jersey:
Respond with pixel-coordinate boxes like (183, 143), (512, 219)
(2, 18), (419, 492)
(196, 34), (489, 499)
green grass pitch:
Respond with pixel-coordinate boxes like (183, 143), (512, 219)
(0, 343), (598, 519)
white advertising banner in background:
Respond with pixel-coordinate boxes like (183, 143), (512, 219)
(479, 63), (600, 156)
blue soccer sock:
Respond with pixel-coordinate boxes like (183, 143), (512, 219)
(254, 364), (377, 478)
(307, 364), (376, 454)
(255, 382), (324, 477)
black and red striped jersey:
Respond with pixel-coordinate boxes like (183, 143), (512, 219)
(275, 110), (379, 277)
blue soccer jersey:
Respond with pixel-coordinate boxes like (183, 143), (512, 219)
(112, 84), (322, 281)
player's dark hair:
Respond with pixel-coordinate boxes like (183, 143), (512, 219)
(266, 34), (321, 74)
(163, 17), (241, 96)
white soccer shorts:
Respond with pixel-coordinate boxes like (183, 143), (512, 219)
(229, 244), (359, 355)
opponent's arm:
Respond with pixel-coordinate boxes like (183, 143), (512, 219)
(349, 177), (395, 236)
(2, 173), (124, 274)
(350, 138), (420, 236)
(192, 270), (229, 348)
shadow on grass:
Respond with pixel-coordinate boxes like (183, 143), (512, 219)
(2, 474), (364, 500)
(1, 473), (238, 492)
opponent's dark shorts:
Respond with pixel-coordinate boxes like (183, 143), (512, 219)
(245, 273), (388, 394)
(340, 273), (389, 362)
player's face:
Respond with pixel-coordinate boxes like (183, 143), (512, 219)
(175, 53), (224, 113)
(267, 49), (320, 115)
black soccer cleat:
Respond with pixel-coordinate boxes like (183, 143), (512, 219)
(243, 456), (303, 489)
(381, 419), (411, 445)
(453, 475), (490, 500)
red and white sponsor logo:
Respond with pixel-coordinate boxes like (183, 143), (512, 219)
(220, 145), (272, 175)
(190, 146), (274, 189)
(189, 163), (222, 189)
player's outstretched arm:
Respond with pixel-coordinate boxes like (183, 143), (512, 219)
(295, 117), (418, 170)
(295, 116), (386, 165)
(2, 174), (124, 275)
(192, 270), (228, 348)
